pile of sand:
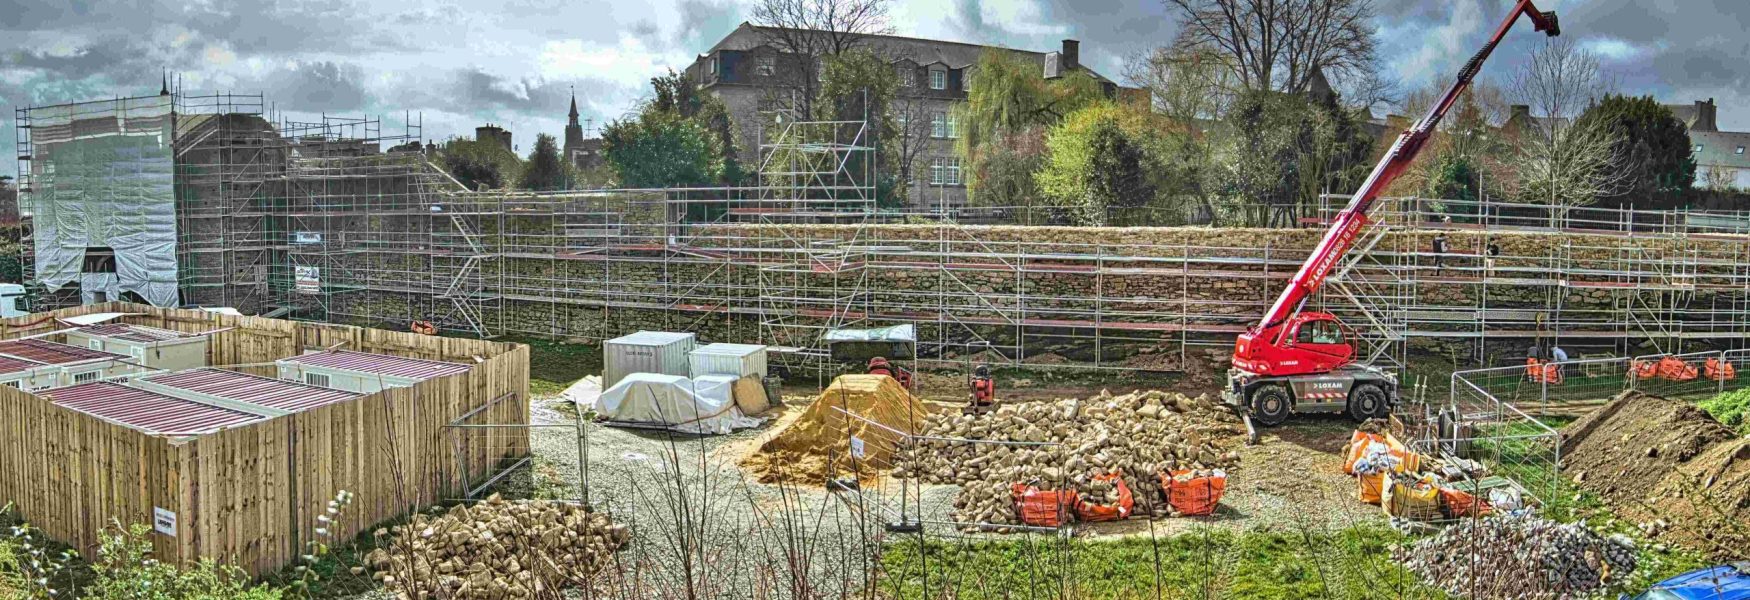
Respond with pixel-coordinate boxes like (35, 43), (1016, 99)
(1563, 391), (1750, 557)
(740, 374), (932, 485)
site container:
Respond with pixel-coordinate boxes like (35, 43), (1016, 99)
(689, 343), (768, 380)
(603, 331), (695, 388)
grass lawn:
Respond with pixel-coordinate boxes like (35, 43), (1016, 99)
(498, 335), (603, 397)
(878, 526), (1445, 600)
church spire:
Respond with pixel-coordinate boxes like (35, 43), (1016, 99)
(160, 70), (170, 96)
(567, 85), (579, 124)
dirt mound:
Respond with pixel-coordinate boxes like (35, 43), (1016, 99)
(740, 375), (931, 485)
(1562, 390), (1750, 557)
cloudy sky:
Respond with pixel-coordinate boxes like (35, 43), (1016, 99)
(2, 0), (1746, 178)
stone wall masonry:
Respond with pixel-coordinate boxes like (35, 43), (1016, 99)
(314, 220), (1750, 371)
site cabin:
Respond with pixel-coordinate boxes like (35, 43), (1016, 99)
(275, 349), (474, 393)
(63, 323), (211, 371)
(45, 368), (363, 434)
(0, 338), (134, 391)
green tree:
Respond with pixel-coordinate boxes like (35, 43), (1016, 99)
(1037, 104), (1163, 225)
(815, 48), (902, 208)
(1212, 90), (1372, 226)
(601, 111), (723, 188)
(956, 49), (1106, 196)
(518, 133), (568, 191)
(651, 70), (744, 185)
(1573, 94), (1695, 208)
(438, 138), (521, 191)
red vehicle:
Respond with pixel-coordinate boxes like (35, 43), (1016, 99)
(1225, 1), (1560, 426)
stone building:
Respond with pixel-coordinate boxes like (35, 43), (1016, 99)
(1664, 99), (1750, 190)
(683, 23), (1135, 211)
(561, 90), (605, 171)
(475, 124), (513, 152)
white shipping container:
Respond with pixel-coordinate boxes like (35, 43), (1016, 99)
(689, 343), (768, 380)
(603, 331), (696, 389)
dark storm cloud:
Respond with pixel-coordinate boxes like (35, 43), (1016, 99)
(6, 0), (1750, 175)
(268, 61), (370, 112)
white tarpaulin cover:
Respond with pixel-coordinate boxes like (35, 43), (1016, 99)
(25, 95), (180, 306)
(591, 373), (763, 434)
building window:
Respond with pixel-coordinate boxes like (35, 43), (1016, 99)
(708, 56), (717, 74)
(72, 371), (99, 384)
(962, 70), (973, 91)
(946, 113), (960, 139)
(1695, 144), (1704, 152)
(931, 113), (948, 138)
(2, 380), (19, 389)
(896, 111), (909, 134)
(899, 66), (915, 87)
(130, 346), (146, 362)
(305, 372), (332, 387)
(930, 157), (962, 185)
(88, 339), (103, 351)
(1738, 146), (1745, 155)
(757, 56), (774, 76)
(929, 67), (946, 90)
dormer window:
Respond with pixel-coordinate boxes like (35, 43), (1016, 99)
(708, 56), (717, 74)
(962, 70), (973, 91)
(899, 66), (915, 87)
(757, 56), (775, 76)
(929, 66), (946, 90)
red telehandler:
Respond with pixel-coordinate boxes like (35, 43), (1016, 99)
(1223, 1), (1560, 426)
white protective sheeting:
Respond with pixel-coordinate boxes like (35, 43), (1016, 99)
(591, 373), (763, 435)
(26, 95), (180, 307)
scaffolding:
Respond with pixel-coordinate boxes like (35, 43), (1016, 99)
(19, 89), (1750, 372)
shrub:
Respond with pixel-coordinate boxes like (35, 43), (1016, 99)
(84, 524), (281, 600)
(1699, 388), (1750, 435)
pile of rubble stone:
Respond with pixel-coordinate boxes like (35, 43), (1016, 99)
(1396, 514), (1636, 600)
(892, 389), (1244, 527)
(364, 495), (630, 598)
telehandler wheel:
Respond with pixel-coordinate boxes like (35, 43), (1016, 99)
(1250, 384), (1292, 427)
(1347, 383), (1390, 422)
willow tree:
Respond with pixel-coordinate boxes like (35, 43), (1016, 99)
(953, 48), (1105, 214)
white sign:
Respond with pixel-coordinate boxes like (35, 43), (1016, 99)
(153, 507), (177, 537)
(849, 436), (866, 459)
(294, 266), (321, 295)
(292, 231), (324, 244)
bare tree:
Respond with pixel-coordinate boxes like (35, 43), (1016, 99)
(1703, 166), (1739, 192)
(1165, 0), (1377, 94)
(1123, 47), (1237, 123)
(1505, 38), (1626, 212)
(751, 0), (894, 119)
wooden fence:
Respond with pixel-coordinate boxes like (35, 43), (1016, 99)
(0, 303), (530, 576)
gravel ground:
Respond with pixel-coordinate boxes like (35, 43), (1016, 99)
(528, 389), (903, 597)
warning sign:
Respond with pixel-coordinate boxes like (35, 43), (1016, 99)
(153, 507), (177, 537)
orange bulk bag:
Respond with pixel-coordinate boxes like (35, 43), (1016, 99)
(1011, 483), (1075, 528)
(1074, 473), (1135, 522)
(1160, 470), (1228, 516)
(1342, 431), (1386, 475)
(1357, 472), (1386, 505)
(1707, 357), (1737, 382)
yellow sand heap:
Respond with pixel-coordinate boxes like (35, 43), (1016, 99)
(741, 374), (931, 485)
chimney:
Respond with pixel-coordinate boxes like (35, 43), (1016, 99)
(1061, 39), (1080, 71)
(1695, 99), (1718, 132)
(1509, 104), (1531, 126)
